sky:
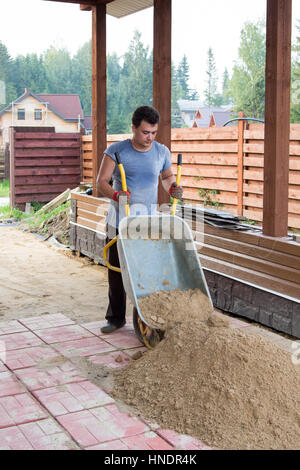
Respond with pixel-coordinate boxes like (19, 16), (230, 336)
(0, 0), (299, 98)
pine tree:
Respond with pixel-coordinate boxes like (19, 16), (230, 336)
(204, 47), (222, 107)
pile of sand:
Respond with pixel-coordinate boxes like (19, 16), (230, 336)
(113, 291), (300, 450)
(138, 288), (213, 330)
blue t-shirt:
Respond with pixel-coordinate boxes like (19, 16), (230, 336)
(104, 139), (172, 232)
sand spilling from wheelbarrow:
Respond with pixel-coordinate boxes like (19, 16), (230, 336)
(113, 291), (300, 450)
(138, 288), (213, 330)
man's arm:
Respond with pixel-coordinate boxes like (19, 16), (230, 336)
(96, 154), (116, 199)
(160, 167), (176, 193)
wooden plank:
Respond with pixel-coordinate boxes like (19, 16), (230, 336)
(15, 149), (80, 157)
(14, 141), (80, 148)
(15, 194), (63, 203)
(15, 185), (72, 195)
(15, 132), (80, 140)
(171, 142), (238, 153)
(201, 256), (300, 299)
(77, 208), (106, 223)
(71, 192), (109, 206)
(199, 243), (300, 285)
(76, 216), (106, 233)
(15, 175), (80, 185)
(15, 167), (80, 176)
(77, 200), (108, 215)
(263, 0), (292, 236)
(171, 128), (238, 141)
(15, 158), (80, 167)
(171, 154), (238, 165)
(195, 231), (300, 271)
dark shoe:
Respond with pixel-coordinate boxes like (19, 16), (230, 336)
(100, 321), (125, 334)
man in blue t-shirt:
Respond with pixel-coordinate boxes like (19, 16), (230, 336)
(97, 106), (183, 334)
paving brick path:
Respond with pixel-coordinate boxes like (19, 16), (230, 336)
(0, 312), (294, 450)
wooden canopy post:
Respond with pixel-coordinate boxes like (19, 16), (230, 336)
(153, 0), (172, 205)
(263, 0), (292, 237)
(92, 3), (107, 197)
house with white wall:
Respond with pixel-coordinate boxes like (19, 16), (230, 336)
(0, 89), (86, 149)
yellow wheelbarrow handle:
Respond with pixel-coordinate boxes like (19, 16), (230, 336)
(102, 152), (130, 272)
(171, 154), (182, 215)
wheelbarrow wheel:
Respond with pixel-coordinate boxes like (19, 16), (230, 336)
(132, 307), (164, 349)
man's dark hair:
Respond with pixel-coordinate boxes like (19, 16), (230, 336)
(132, 106), (160, 128)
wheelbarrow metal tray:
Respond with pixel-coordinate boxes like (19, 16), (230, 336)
(117, 215), (213, 327)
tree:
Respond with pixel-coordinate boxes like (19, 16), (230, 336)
(222, 67), (232, 105)
(71, 40), (92, 115)
(43, 46), (72, 94)
(291, 20), (300, 123)
(120, 30), (153, 130)
(204, 48), (223, 107)
(0, 41), (16, 107)
(229, 20), (266, 118)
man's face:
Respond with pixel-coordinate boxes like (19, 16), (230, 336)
(132, 120), (158, 150)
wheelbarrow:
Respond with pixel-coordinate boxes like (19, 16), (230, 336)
(103, 153), (213, 349)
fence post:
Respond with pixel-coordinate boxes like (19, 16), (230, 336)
(9, 128), (15, 209)
(237, 111), (246, 216)
(4, 144), (10, 180)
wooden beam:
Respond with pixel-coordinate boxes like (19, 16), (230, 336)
(92, 3), (107, 197)
(153, 0), (172, 205)
(263, 0), (292, 237)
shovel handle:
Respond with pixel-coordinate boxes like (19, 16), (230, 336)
(171, 154), (182, 215)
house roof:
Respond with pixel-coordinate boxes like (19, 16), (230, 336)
(0, 89), (84, 122)
(83, 115), (92, 129)
(178, 100), (204, 112)
(210, 111), (233, 127)
(37, 94), (84, 119)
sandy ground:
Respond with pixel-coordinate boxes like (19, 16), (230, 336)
(0, 225), (110, 324)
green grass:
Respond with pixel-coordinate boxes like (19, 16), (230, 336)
(24, 200), (71, 233)
(0, 204), (29, 221)
(0, 179), (9, 197)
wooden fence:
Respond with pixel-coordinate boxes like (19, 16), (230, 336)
(81, 124), (300, 229)
(10, 129), (81, 210)
(0, 144), (9, 182)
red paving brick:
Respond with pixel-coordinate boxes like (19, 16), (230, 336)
(2, 345), (64, 370)
(33, 381), (114, 416)
(0, 371), (26, 397)
(0, 320), (28, 335)
(0, 362), (8, 373)
(33, 325), (93, 344)
(19, 313), (75, 331)
(0, 393), (48, 428)
(87, 351), (131, 369)
(52, 336), (117, 358)
(0, 419), (79, 450)
(102, 330), (142, 349)
(86, 431), (173, 450)
(19, 419), (79, 450)
(14, 362), (86, 391)
(0, 425), (33, 449)
(0, 331), (43, 351)
(157, 429), (212, 450)
(57, 404), (149, 448)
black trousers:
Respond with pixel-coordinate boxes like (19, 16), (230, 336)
(105, 230), (126, 326)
